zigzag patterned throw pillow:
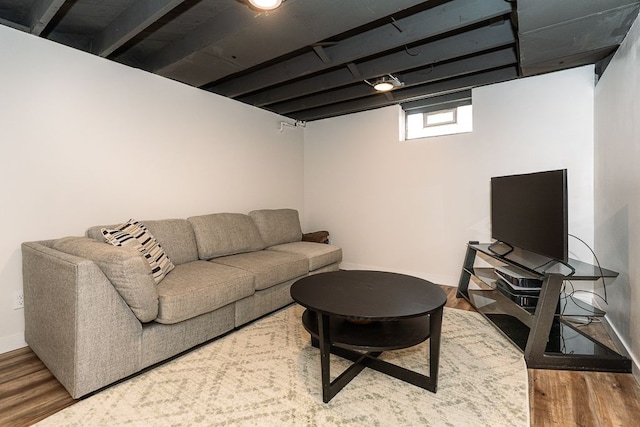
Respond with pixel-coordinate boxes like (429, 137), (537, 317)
(102, 219), (175, 284)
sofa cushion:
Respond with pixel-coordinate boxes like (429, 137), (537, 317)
(88, 219), (199, 266)
(101, 219), (175, 284)
(188, 213), (265, 259)
(248, 209), (303, 247)
(267, 241), (343, 271)
(211, 250), (307, 291)
(52, 236), (158, 322)
(155, 261), (255, 324)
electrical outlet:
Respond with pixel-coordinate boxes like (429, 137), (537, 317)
(13, 292), (24, 310)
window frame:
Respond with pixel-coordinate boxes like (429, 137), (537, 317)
(404, 104), (473, 140)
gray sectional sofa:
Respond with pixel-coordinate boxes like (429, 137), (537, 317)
(22, 208), (341, 398)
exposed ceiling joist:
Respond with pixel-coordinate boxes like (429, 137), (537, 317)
(312, 45), (332, 64)
(270, 47), (517, 115)
(346, 63), (363, 80)
(241, 20), (515, 108)
(517, 0), (640, 75)
(29, 0), (65, 36)
(209, 0), (513, 98)
(139, 4), (257, 74)
(290, 66), (518, 122)
(91, 0), (186, 57)
(0, 0), (637, 121)
(141, 0), (429, 80)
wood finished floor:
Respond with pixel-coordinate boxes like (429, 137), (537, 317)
(1, 285), (639, 426)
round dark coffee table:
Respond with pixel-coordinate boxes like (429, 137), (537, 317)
(290, 270), (447, 403)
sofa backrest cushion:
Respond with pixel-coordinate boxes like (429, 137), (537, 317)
(248, 209), (303, 247)
(187, 213), (266, 259)
(52, 236), (158, 322)
(87, 219), (198, 266)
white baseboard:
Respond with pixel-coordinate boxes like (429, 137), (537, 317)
(601, 315), (640, 381)
(0, 332), (27, 355)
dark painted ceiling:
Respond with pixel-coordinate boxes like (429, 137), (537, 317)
(1, 0), (639, 121)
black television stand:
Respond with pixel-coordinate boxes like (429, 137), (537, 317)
(457, 242), (631, 372)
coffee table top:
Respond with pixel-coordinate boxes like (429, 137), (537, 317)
(290, 270), (446, 321)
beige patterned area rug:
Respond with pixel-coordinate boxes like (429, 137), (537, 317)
(38, 304), (529, 426)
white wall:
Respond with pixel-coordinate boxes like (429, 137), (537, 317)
(0, 25), (305, 353)
(594, 12), (640, 376)
(304, 66), (596, 286)
(0, 21), (612, 362)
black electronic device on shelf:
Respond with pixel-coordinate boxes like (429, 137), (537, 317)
(494, 278), (540, 308)
(494, 265), (542, 309)
(495, 266), (543, 288)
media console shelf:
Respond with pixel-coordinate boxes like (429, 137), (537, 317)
(457, 242), (631, 372)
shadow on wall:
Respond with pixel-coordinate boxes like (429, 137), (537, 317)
(0, 248), (26, 347)
(1, 248), (23, 298)
(598, 205), (630, 340)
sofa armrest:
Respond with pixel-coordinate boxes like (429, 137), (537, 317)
(302, 230), (330, 244)
(22, 241), (143, 398)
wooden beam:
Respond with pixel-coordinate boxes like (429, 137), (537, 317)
(346, 63), (363, 80)
(211, 0), (513, 98)
(288, 66), (518, 121)
(269, 47), (516, 115)
(91, 0), (186, 57)
(141, 5), (256, 72)
(241, 22), (515, 108)
(29, 0), (65, 36)
(312, 45), (332, 64)
(142, 0), (427, 75)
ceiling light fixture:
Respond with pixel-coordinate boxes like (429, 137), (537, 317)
(247, 0), (283, 11)
(366, 74), (404, 92)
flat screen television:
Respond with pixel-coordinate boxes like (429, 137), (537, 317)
(490, 169), (568, 263)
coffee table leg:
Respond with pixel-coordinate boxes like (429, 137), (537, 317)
(429, 307), (443, 392)
(311, 309), (443, 401)
(314, 311), (375, 403)
(317, 312), (332, 403)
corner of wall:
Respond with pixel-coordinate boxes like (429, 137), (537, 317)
(0, 333), (27, 355)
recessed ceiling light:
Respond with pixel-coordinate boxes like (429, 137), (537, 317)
(366, 74), (404, 92)
(247, 0), (283, 11)
(374, 80), (395, 92)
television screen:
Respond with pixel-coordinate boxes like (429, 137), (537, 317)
(491, 169), (568, 263)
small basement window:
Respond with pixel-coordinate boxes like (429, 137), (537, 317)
(425, 108), (456, 126)
(405, 105), (473, 140)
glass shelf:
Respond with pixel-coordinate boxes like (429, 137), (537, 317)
(470, 243), (619, 280)
(457, 242), (631, 372)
